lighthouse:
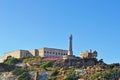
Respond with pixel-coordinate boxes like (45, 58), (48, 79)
(68, 34), (73, 55)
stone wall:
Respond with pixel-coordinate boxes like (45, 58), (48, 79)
(0, 50), (22, 62)
(28, 49), (35, 56)
(80, 51), (88, 58)
(80, 50), (97, 59)
(4, 50), (21, 59)
(28, 49), (39, 56)
(0, 50), (33, 63)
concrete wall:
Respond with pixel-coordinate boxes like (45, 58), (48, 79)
(29, 49), (36, 56)
(0, 50), (21, 63)
(4, 50), (21, 59)
(0, 50), (34, 63)
(20, 50), (33, 58)
(38, 48), (44, 57)
(29, 49), (39, 56)
(0, 57), (5, 63)
(80, 52), (88, 58)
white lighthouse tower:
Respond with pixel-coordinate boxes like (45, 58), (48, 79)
(68, 34), (73, 55)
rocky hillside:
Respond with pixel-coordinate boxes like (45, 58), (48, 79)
(0, 56), (120, 80)
(0, 63), (15, 72)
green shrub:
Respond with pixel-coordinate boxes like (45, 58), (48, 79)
(18, 72), (30, 80)
(64, 68), (75, 80)
(51, 69), (59, 76)
(22, 56), (42, 63)
(12, 68), (30, 80)
(4, 56), (22, 65)
(13, 68), (28, 76)
(89, 72), (101, 79)
(41, 60), (55, 69)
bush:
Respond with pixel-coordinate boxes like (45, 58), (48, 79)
(0, 63), (15, 72)
(41, 60), (55, 69)
(4, 56), (22, 65)
(22, 56), (42, 63)
(12, 68), (30, 80)
(13, 68), (28, 76)
(89, 72), (101, 79)
(51, 69), (59, 76)
(18, 72), (30, 80)
(64, 68), (75, 80)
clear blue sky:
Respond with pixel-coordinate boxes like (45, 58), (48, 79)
(0, 0), (120, 64)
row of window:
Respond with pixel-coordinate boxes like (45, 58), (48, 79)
(44, 51), (67, 55)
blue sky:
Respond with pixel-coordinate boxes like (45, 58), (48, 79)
(0, 0), (120, 64)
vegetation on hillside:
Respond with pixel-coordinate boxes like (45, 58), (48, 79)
(12, 68), (30, 80)
(1, 56), (120, 80)
(81, 67), (120, 80)
(64, 68), (75, 80)
(3, 56), (22, 65)
(22, 56), (42, 63)
(41, 60), (55, 69)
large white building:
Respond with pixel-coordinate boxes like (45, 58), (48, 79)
(0, 48), (68, 63)
(0, 35), (74, 63)
(39, 47), (68, 57)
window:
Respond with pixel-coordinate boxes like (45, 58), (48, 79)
(58, 53), (60, 55)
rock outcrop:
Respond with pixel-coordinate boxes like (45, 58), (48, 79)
(0, 63), (15, 72)
(0, 72), (16, 80)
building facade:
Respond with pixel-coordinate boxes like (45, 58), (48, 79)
(0, 47), (68, 63)
(39, 47), (68, 57)
(0, 34), (75, 63)
(0, 50), (33, 62)
(0, 35), (98, 63)
(80, 50), (97, 59)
